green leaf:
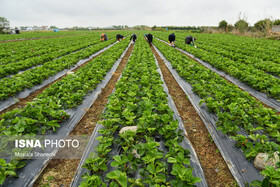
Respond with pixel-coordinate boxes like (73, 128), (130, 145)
(147, 164), (156, 175)
(273, 170), (280, 179)
(167, 157), (177, 163)
(118, 172), (127, 187)
(250, 180), (262, 187)
(107, 170), (119, 180)
(109, 181), (119, 187)
(271, 180), (280, 185)
(4, 171), (17, 177)
(0, 174), (6, 185)
(106, 170), (127, 187)
(111, 161), (119, 167)
(261, 166), (275, 176)
(16, 161), (26, 169)
(172, 163), (181, 172)
(0, 159), (7, 166)
(100, 163), (107, 171)
(154, 173), (166, 183)
(113, 155), (122, 163)
(183, 158), (190, 165)
(191, 177), (202, 184)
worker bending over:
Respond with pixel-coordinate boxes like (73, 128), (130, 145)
(168, 33), (176, 47)
(130, 33), (137, 44)
(116, 34), (124, 41)
(100, 33), (108, 41)
(185, 35), (196, 47)
(147, 34), (153, 46)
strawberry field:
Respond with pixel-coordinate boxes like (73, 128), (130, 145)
(0, 31), (279, 187)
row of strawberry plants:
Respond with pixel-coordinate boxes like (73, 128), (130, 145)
(154, 33), (280, 99)
(0, 31), (90, 41)
(194, 41), (280, 77)
(0, 33), (99, 65)
(0, 31), (123, 65)
(0, 31), (130, 65)
(80, 36), (201, 186)
(0, 38), (130, 185)
(153, 39), (280, 185)
(190, 36), (280, 77)
(192, 33), (280, 64)
(0, 38), (117, 101)
(0, 34), (105, 78)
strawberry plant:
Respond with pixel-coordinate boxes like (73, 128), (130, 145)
(0, 31), (132, 100)
(0, 31), (91, 42)
(251, 166), (280, 187)
(152, 32), (280, 185)
(0, 159), (26, 185)
(80, 36), (201, 186)
(83, 154), (108, 173)
(106, 170), (127, 187)
(0, 36), (130, 184)
(154, 32), (280, 99)
(0, 34), (102, 78)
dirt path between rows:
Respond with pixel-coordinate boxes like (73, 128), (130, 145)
(33, 43), (134, 187)
(150, 43), (236, 187)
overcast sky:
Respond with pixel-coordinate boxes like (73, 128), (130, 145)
(1, 0), (279, 28)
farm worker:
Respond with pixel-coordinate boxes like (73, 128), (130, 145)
(100, 33), (108, 41)
(15, 27), (20, 34)
(130, 33), (137, 44)
(116, 34), (124, 41)
(168, 33), (176, 47)
(185, 35), (196, 47)
(147, 33), (153, 46)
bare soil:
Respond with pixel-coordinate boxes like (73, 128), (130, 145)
(34, 44), (134, 187)
(150, 43), (236, 187)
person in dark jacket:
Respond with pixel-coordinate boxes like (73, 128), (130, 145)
(168, 33), (176, 47)
(185, 35), (196, 46)
(130, 33), (137, 44)
(100, 33), (108, 41)
(116, 34), (124, 41)
(147, 33), (153, 46)
(15, 28), (20, 34)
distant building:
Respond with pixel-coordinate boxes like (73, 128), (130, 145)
(18, 26), (49, 31)
(41, 26), (48, 30)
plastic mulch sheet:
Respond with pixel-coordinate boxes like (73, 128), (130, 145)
(153, 44), (263, 186)
(2, 43), (132, 187)
(70, 50), (208, 187)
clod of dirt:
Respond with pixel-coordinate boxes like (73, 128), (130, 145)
(66, 71), (74, 75)
(119, 126), (138, 134)
(254, 152), (279, 170)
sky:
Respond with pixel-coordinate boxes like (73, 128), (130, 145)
(0, 0), (279, 28)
